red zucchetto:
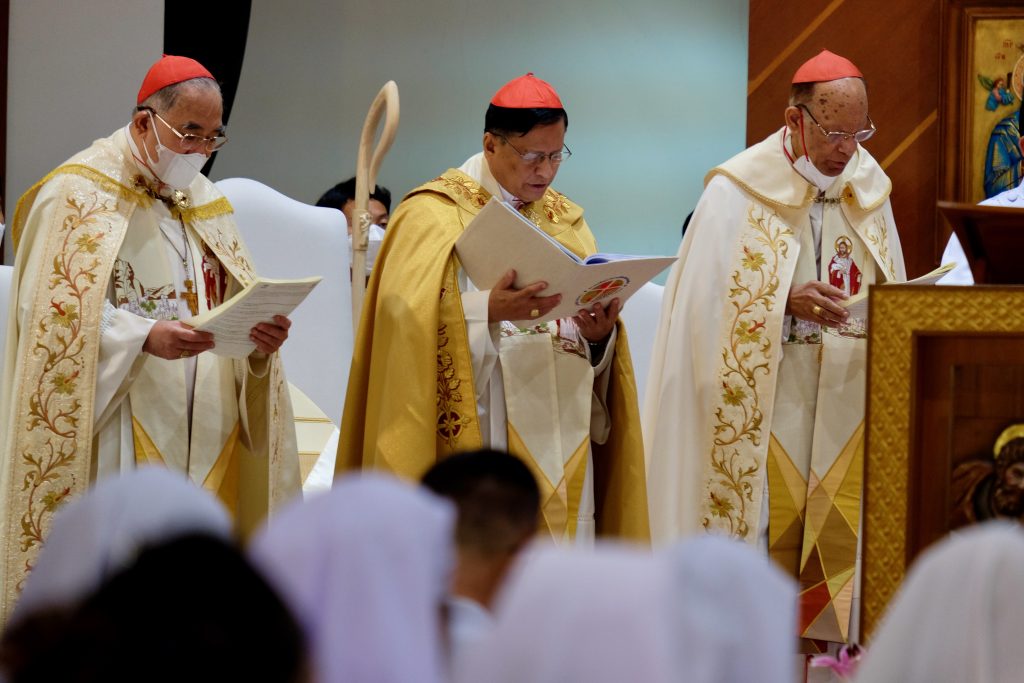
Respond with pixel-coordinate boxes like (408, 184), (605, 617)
(490, 73), (563, 109)
(137, 55), (215, 104)
(791, 50), (863, 84)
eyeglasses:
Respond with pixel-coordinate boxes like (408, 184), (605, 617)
(144, 108), (229, 152)
(799, 105), (876, 145)
(499, 135), (572, 165)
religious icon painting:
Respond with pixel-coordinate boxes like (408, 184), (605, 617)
(940, 3), (1024, 203)
(950, 423), (1024, 530)
(976, 25), (1024, 200)
(576, 276), (629, 307)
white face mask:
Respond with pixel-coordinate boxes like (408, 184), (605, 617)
(793, 154), (839, 192)
(131, 113), (208, 190)
(790, 117), (840, 192)
(349, 224), (385, 276)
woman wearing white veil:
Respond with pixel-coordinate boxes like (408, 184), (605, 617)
(665, 535), (796, 683)
(854, 521), (1024, 683)
(249, 473), (454, 683)
(11, 466), (231, 623)
(456, 544), (677, 683)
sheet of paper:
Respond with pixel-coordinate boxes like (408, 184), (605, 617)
(186, 276), (321, 359)
(841, 262), (956, 319)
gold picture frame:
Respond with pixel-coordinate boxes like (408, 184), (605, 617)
(863, 284), (1024, 639)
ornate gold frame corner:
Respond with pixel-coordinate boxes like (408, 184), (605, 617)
(862, 285), (1024, 639)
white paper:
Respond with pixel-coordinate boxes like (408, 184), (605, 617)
(185, 276), (322, 359)
(454, 198), (676, 325)
(841, 262), (956, 319)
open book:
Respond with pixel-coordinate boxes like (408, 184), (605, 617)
(185, 275), (322, 358)
(454, 198), (676, 324)
(841, 262), (956, 319)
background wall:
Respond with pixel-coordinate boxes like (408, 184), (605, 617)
(1, 0), (748, 266)
(212, 0), (749, 264)
(4, 0), (163, 263)
(746, 0), (941, 279)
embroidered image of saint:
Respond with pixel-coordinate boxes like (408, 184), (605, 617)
(828, 235), (862, 297)
(201, 244), (228, 310)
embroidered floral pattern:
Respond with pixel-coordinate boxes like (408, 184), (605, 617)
(200, 231), (254, 285)
(543, 190), (570, 224)
(866, 215), (896, 280)
(21, 192), (118, 555)
(435, 176), (489, 209)
(704, 206), (792, 539)
(436, 323), (471, 447)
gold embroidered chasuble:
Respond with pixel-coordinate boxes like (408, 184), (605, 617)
(337, 169), (649, 543)
(0, 130), (300, 620)
(643, 128), (905, 644)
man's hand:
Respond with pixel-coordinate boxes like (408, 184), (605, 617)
(786, 280), (848, 327)
(143, 320), (215, 360)
(250, 315), (291, 354)
(574, 298), (620, 342)
(488, 270), (561, 323)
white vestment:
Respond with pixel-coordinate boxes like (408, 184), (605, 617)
(643, 127), (905, 644)
(456, 152), (618, 544)
(0, 129), (300, 618)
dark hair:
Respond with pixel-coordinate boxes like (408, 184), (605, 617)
(485, 105), (569, 137)
(788, 82), (816, 108)
(0, 534), (308, 683)
(998, 437), (1024, 467)
(316, 176), (392, 213)
(421, 449), (540, 555)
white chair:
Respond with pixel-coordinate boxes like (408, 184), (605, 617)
(216, 179), (353, 494)
(620, 282), (665, 415)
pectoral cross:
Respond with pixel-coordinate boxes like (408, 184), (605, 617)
(182, 278), (199, 316)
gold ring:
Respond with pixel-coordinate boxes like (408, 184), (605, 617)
(179, 350), (192, 359)
(530, 308), (540, 319)
(812, 305), (823, 317)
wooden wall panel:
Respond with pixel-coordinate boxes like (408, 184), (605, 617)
(748, 0), (941, 279)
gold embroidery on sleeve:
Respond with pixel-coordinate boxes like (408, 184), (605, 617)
(435, 176), (489, 209)
(436, 323), (471, 447)
(542, 191), (570, 223)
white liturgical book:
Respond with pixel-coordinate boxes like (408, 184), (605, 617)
(841, 262), (956, 319)
(454, 198), (676, 325)
(185, 276), (322, 358)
